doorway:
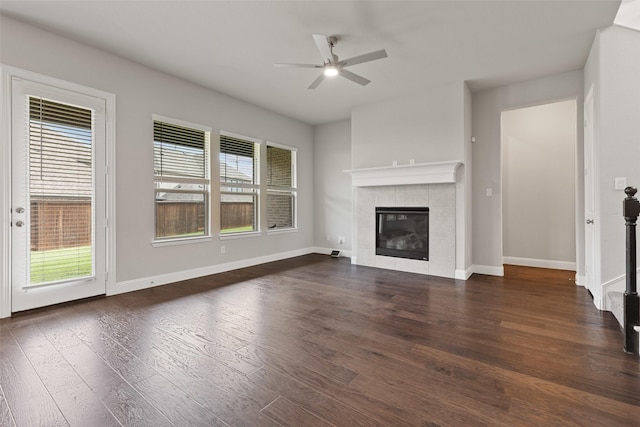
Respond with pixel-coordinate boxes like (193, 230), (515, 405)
(4, 69), (114, 314)
(501, 99), (577, 272)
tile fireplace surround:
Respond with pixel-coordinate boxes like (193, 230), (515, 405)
(346, 161), (462, 278)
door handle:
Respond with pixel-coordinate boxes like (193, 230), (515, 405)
(586, 219), (594, 224)
(15, 220), (24, 227)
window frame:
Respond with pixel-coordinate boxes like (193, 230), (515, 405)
(152, 114), (212, 244)
(219, 130), (261, 236)
(266, 141), (297, 233)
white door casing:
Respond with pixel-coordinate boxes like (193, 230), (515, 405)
(584, 85), (602, 308)
(1, 66), (116, 317)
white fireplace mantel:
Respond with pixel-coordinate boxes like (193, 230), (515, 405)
(344, 160), (463, 187)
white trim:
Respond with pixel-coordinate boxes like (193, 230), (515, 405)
(455, 267), (473, 280)
(113, 247), (316, 295)
(219, 230), (263, 240)
(104, 89), (117, 303)
(471, 264), (505, 277)
(312, 246), (353, 258)
(151, 236), (214, 247)
(502, 256), (576, 271)
(266, 140), (298, 152)
(0, 65), (116, 317)
(266, 228), (299, 235)
(152, 114), (212, 133)
(0, 66), (12, 318)
(575, 275), (586, 287)
(602, 274), (625, 311)
(344, 161), (463, 187)
(220, 129), (262, 145)
(601, 268), (640, 311)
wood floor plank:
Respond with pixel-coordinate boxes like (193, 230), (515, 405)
(1, 254), (638, 426)
(59, 342), (173, 427)
(132, 373), (228, 427)
(8, 322), (120, 427)
(0, 329), (68, 426)
(0, 384), (17, 427)
(251, 366), (387, 427)
(261, 396), (333, 427)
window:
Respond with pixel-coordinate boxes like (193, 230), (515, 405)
(266, 143), (297, 230)
(219, 132), (260, 234)
(153, 116), (210, 240)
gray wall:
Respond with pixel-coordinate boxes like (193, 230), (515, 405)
(584, 25), (640, 285)
(1, 15), (314, 283)
(471, 70), (585, 276)
(313, 119), (352, 253)
(351, 82), (465, 169)
(502, 100), (577, 267)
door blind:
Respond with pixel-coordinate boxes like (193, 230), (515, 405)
(28, 96), (95, 284)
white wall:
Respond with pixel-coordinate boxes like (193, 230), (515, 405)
(472, 71), (585, 276)
(502, 100), (577, 268)
(0, 15), (314, 287)
(313, 119), (352, 254)
(351, 82), (465, 169)
(584, 25), (640, 293)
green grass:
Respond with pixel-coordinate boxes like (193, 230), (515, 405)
(221, 225), (255, 234)
(30, 245), (92, 284)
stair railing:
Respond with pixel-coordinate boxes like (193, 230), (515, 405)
(623, 186), (640, 354)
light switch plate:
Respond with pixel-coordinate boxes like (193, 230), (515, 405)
(615, 177), (627, 190)
(485, 188), (493, 197)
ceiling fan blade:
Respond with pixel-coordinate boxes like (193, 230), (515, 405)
(274, 63), (322, 68)
(337, 49), (388, 67)
(339, 69), (371, 86)
(312, 34), (334, 64)
(308, 73), (326, 90)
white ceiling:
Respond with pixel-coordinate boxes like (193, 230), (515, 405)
(0, 1), (621, 125)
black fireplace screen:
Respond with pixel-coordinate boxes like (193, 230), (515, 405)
(376, 207), (429, 260)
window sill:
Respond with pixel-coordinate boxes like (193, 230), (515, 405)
(219, 231), (263, 240)
(267, 227), (298, 235)
(151, 236), (213, 247)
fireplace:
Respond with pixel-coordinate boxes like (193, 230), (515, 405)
(376, 207), (429, 261)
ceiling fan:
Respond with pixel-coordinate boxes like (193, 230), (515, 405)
(275, 34), (388, 89)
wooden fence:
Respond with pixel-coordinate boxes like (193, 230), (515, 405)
(30, 200), (255, 249)
(30, 199), (91, 251)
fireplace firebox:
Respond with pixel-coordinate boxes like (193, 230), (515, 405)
(376, 207), (429, 260)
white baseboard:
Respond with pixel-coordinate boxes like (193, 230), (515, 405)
(575, 275), (586, 287)
(454, 266), (473, 280)
(471, 265), (504, 277)
(113, 247), (317, 296)
(502, 256), (575, 271)
(312, 247), (352, 258)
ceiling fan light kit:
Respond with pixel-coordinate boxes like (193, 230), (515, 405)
(275, 34), (388, 89)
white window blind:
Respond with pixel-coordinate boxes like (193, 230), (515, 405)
(154, 120), (208, 179)
(28, 97), (94, 284)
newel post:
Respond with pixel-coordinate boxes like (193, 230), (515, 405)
(623, 186), (640, 354)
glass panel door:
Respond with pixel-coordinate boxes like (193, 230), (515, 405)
(11, 78), (106, 312)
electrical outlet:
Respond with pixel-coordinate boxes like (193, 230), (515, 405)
(220, 246), (225, 254)
(338, 236), (345, 244)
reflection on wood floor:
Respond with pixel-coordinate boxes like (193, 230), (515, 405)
(1, 254), (638, 426)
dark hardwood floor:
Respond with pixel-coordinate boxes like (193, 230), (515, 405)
(1, 254), (638, 426)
